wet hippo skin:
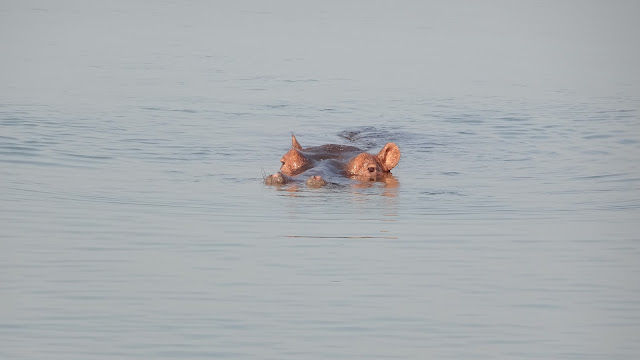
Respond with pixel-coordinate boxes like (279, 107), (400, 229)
(265, 134), (400, 187)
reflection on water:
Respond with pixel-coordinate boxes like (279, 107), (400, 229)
(273, 174), (399, 194)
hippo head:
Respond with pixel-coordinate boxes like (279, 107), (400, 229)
(276, 134), (401, 181)
(345, 143), (401, 180)
(279, 148), (312, 176)
(279, 138), (312, 176)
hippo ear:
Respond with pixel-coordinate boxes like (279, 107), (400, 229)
(292, 134), (303, 150)
(377, 143), (401, 172)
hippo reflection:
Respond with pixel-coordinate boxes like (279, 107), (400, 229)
(265, 134), (400, 187)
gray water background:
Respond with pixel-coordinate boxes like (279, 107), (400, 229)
(2, 1), (639, 359)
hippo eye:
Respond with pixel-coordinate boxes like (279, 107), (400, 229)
(368, 166), (375, 173)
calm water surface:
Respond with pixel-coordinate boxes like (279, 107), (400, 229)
(2, 2), (639, 359)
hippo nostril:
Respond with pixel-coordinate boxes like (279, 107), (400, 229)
(368, 166), (375, 173)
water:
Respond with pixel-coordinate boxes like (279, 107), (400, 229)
(2, 1), (640, 359)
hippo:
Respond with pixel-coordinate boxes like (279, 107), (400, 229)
(264, 134), (400, 187)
